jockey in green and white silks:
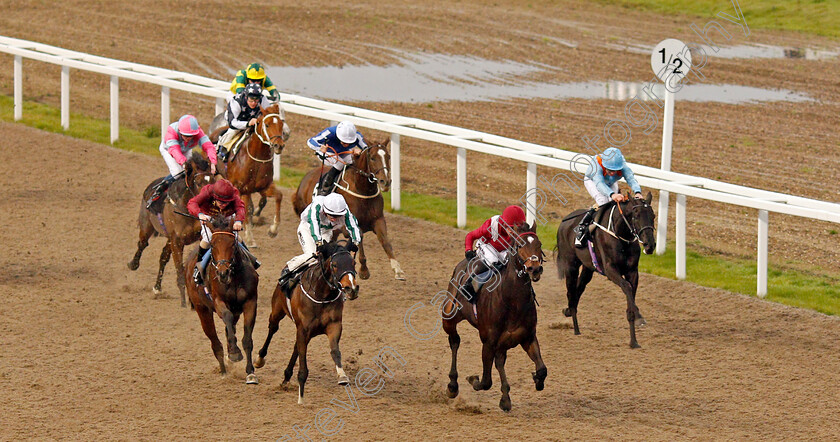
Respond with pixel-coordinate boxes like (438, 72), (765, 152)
(575, 147), (644, 248)
(278, 193), (361, 286)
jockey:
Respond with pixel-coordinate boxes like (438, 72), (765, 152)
(187, 179), (260, 285)
(307, 121), (367, 196)
(460, 205), (528, 299)
(146, 114), (217, 208)
(277, 193), (361, 288)
(574, 147), (644, 248)
(216, 83), (273, 162)
(229, 62), (279, 102)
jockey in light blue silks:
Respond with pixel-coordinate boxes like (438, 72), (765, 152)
(574, 147), (644, 248)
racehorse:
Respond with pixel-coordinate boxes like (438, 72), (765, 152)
(292, 138), (406, 280)
(254, 241), (359, 405)
(185, 215), (259, 383)
(209, 103), (285, 248)
(441, 226), (547, 412)
(555, 192), (656, 348)
(128, 153), (215, 307)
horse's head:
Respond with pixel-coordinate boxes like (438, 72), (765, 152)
(511, 226), (544, 282)
(317, 241), (360, 300)
(256, 104), (286, 154)
(208, 215), (238, 284)
(185, 150), (216, 193)
(360, 138), (391, 192)
(626, 191), (656, 255)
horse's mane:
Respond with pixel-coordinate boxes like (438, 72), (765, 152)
(210, 215), (232, 231)
(189, 149), (211, 172)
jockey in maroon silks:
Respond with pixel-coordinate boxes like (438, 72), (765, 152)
(460, 205), (528, 299)
(187, 179), (258, 284)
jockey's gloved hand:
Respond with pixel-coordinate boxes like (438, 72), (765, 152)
(634, 192), (643, 199)
(465, 250), (477, 261)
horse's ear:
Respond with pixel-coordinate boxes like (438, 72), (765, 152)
(645, 191), (653, 205)
(383, 138), (391, 148)
(184, 161), (194, 176)
(346, 242), (358, 254)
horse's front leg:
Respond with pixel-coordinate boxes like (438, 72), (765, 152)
(256, 286), (287, 369)
(624, 269), (645, 327)
(153, 242), (172, 298)
(295, 328), (311, 405)
(521, 336), (547, 391)
(605, 267), (641, 348)
(442, 314), (462, 398)
(195, 304), (226, 375)
(357, 236), (370, 280)
(266, 183), (282, 238)
(372, 218), (406, 280)
(219, 306), (243, 362)
(240, 192), (258, 248)
(468, 339), (494, 391)
(254, 191), (268, 218)
(128, 214), (154, 271)
(326, 322), (348, 385)
(242, 297), (258, 384)
(171, 240), (188, 308)
(494, 350), (511, 412)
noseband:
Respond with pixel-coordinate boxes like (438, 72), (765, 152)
(209, 230), (238, 276)
(512, 232), (543, 279)
(248, 112), (284, 162)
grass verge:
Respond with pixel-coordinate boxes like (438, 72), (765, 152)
(595, 0), (840, 38)
(4, 95), (839, 315)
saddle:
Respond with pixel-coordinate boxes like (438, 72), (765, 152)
(281, 261), (316, 298)
(463, 260), (506, 304)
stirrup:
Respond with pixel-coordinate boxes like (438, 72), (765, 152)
(192, 266), (203, 285)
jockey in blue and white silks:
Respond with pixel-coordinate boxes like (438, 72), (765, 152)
(307, 121), (368, 195)
(575, 147), (644, 247)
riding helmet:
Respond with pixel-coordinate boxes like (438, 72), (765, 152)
(500, 205), (526, 229)
(600, 147), (626, 171)
(177, 114), (201, 136)
(245, 62), (266, 81)
(244, 83), (263, 100)
(323, 193), (349, 216)
(212, 179), (238, 202)
(335, 121), (358, 144)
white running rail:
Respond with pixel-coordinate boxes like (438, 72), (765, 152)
(3, 35), (839, 297)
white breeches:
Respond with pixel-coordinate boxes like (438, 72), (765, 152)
(584, 178), (618, 206)
(160, 142), (189, 176)
(320, 152), (354, 171)
(477, 240), (508, 266)
(286, 222), (334, 271)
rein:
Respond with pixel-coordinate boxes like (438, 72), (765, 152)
(208, 230), (239, 275)
(591, 201), (653, 245)
(512, 232), (543, 279)
(299, 250), (354, 304)
(336, 146), (388, 199)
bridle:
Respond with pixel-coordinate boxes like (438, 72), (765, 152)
(511, 232), (544, 279)
(248, 110), (284, 162)
(616, 200), (655, 245)
(300, 249), (356, 304)
(342, 145), (389, 199)
(208, 230), (238, 277)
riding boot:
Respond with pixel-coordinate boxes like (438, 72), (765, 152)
(217, 144), (228, 163)
(317, 167), (342, 196)
(574, 208), (596, 248)
(193, 246), (210, 285)
(145, 174), (175, 209)
(237, 241), (261, 269)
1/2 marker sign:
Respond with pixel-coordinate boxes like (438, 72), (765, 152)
(651, 39), (692, 84)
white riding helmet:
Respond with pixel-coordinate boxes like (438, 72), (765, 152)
(335, 121), (358, 144)
(323, 193), (349, 216)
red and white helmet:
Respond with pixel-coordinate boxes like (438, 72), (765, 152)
(178, 114), (201, 136)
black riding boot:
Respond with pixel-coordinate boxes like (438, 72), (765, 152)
(193, 246), (210, 285)
(317, 167), (342, 196)
(145, 174), (176, 209)
(574, 208), (596, 248)
(217, 144), (228, 162)
(460, 261), (488, 303)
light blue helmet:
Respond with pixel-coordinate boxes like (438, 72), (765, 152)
(600, 147), (626, 171)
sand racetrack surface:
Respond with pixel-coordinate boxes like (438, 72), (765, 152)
(2, 123), (839, 440)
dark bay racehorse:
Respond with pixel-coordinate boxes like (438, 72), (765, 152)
(210, 103), (285, 248)
(128, 153), (215, 307)
(441, 227), (547, 412)
(293, 139), (406, 280)
(254, 241), (359, 405)
(555, 192), (656, 348)
(185, 215), (259, 384)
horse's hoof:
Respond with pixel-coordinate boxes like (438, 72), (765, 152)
(635, 317), (647, 327)
(297, 395), (304, 405)
(245, 374), (259, 385)
(152, 287), (162, 297)
(630, 341), (642, 349)
(563, 308), (572, 317)
(267, 225), (279, 238)
(532, 367), (547, 391)
(338, 374), (350, 385)
(447, 383), (459, 398)
(394, 270), (407, 281)
(359, 268), (370, 280)
(227, 352), (243, 363)
(128, 261), (139, 271)
(499, 396), (512, 412)
(247, 242), (258, 249)
(467, 375), (484, 390)
(254, 356), (265, 368)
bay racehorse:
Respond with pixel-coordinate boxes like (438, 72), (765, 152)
(128, 153), (215, 307)
(555, 192), (656, 348)
(185, 215), (259, 383)
(292, 139), (406, 280)
(254, 241), (359, 405)
(210, 103), (285, 248)
(441, 226), (547, 412)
